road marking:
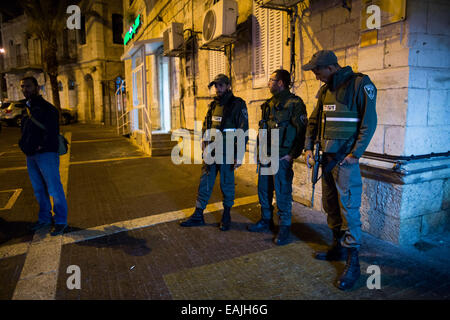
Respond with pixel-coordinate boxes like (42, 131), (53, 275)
(71, 138), (125, 143)
(70, 156), (151, 165)
(0, 166), (27, 173)
(0, 195), (259, 260)
(12, 132), (72, 300)
(0, 189), (23, 211)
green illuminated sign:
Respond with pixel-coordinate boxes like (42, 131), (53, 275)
(124, 14), (141, 45)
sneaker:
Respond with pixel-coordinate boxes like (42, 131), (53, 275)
(30, 221), (52, 231)
(51, 224), (67, 236)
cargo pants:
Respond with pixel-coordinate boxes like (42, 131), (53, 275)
(322, 154), (363, 249)
(258, 159), (294, 226)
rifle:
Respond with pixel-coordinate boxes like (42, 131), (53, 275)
(257, 102), (270, 174)
(310, 103), (323, 208)
(310, 140), (322, 208)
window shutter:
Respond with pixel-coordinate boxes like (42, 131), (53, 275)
(252, 1), (283, 88)
(209, 50), (226, 83)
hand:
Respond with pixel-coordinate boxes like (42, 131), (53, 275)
(339, 154), (359, 166)
(233, 160), (242, 170)
(281, 154), (293, 163)
(304, 150), (314, 168)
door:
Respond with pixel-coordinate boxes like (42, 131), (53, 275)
(155, 54), (171, 133)
(85, 74), (94, 122)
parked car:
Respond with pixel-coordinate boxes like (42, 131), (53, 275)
(0, 100), (27, 126)
(0, 100), (77, 126)
(61, 108), (78, 125)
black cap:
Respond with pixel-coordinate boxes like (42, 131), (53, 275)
(208, 74), (230, 88)
(302, 50), (338, 70)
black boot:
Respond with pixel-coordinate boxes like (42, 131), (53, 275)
(180, 208), (205, 227)
(315, 230), (347, 261)
(247, 218), (274, 232)
(219, 206), (231, 231)
(273, 225), (291, 246)
(337, 248), (361, 291)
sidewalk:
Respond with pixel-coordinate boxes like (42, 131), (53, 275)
(0, 124), (449, 300)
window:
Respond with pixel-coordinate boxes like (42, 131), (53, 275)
(79, 15), (86, 45)
(112, 14), (123, 44)
(252, 1), (283, 88)
(58, 81), (63, 91)
(208, 50), (226, 84)
(68, 80), (76, 90)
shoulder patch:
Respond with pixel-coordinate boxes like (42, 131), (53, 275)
(364, 84), (376, 100)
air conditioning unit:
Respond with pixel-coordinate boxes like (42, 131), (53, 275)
(163, 22), (184, 56)
(202, 0), (237, 48)
(260, 0), (303, 9)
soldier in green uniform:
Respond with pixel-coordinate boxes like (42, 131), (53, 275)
(180, 74), (249, 231)
(248, 69), (308, 246)
(303, 50), (377, 290)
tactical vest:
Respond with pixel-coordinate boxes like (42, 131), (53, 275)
(320, 74), (363, 153)
(205, 96), (237, 144)
(262, 94), (298, 149)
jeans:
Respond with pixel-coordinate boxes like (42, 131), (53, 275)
(26, 152), (68, 225)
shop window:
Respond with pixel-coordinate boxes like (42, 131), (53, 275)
(252, 1), (283, 88)
(112, 14), (123, 44)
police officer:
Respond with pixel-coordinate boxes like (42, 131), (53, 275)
(248, 69), (307, 246)
(180, 74), (249, 231)
(302, 50), (377, 290)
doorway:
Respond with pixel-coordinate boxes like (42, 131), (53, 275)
(85, 74), (94, 121)
(155, 53), (171, 133)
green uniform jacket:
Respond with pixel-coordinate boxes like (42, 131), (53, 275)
(261, 89), (308, 159)
(203, 91), (249, 161)
(305, 66), (377, 159)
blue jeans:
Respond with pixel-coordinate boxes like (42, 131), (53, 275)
(26, 152), (68, 225)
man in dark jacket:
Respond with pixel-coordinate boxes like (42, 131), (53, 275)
(179, 74), (249, 231)
(19, 76), (68, 236)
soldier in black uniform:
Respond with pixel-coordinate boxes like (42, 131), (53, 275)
(180, 74), (249, 231)
(303, 50), (377, 290)
(248, 69), (307, 245)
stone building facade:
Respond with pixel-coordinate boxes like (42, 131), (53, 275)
(0, 0), (124, 125)
(121, 0), (449, 246)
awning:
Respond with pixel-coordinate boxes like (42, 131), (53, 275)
(120, 38), (164, 61)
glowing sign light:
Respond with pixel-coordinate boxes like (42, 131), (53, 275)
(124, 14), (141, 45)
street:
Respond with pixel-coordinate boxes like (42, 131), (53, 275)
(0, 124), (449, 301)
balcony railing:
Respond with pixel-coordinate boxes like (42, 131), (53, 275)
(2, 53), (43, 72)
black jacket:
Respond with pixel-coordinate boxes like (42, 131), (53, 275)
(19, 95), (60, 156)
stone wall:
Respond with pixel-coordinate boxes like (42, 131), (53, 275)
(123, 0), (449, 246)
